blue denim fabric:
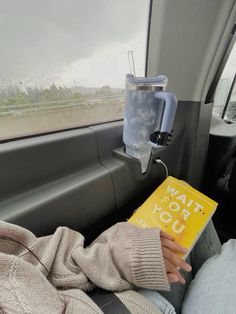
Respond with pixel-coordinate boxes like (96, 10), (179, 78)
(182, 239), (236, 314)
(137, 288), (176, 314)
(138, 220), (222, 314)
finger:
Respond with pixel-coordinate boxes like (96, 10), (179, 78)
(164, 260), (186, 284)
(160, 230), (174, 241)
(163, 247), (191, 272)
(162, 247), (192, 272)
(164, 259), (182, 277)
(167, 273), (179, 283)
(172, 272), (185, 285)
(161, 238), (188, 254)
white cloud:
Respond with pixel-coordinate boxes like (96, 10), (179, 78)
(0, 0), (149, 89)
(51, 31), (147, 88)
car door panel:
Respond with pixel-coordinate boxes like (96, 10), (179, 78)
(0, 128), (115, 235)
(0, 99), (214, 238)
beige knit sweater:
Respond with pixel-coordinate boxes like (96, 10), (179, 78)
(0, 220), (170, 313)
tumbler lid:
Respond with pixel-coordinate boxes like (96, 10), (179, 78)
(126, 74), (168, 91)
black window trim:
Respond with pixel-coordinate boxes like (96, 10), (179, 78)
(222, 72), (236, 120)
(206, 23), (236, 105)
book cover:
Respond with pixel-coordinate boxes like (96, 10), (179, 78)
(128, 176), (217, 259)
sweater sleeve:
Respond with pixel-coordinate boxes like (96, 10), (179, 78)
(0, 221), (170, 292)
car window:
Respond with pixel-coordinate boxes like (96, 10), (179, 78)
(213, 41), (236, 120)
(224, 78), (236, 122)
(0, 0), (150, 140)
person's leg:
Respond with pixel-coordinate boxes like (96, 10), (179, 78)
(159, 220), (222, 312)
(139, 220), (222, 314)
(137, 288), (177, 314)
(190, 219), (222, 276)
(181, 239), (236, 314)
(156, 257), (193, 314)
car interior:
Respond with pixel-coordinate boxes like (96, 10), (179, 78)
(0, 0), (236, 304)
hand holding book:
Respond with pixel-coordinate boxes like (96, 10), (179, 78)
(128, 176), (217, 284)
(160, 230), (192, 284)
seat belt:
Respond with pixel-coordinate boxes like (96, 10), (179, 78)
(87, 288), (131, 314)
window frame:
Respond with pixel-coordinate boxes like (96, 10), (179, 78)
(206, 24), (236, 110)
(222, 73), (236, 120)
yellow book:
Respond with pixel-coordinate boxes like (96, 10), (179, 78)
(128, 176), (217, 259)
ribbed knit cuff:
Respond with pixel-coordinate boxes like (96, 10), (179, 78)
(130, 227), (170, 291)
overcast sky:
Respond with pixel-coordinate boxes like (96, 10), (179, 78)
(1, 1), (235, 91)
(0, 0), (150, 89)
(222, 42), (236, 80)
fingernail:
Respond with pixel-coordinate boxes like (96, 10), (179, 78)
(171, 279), (179, 284)
(181, 278), (186, 284)
(186, 264), (192, 272)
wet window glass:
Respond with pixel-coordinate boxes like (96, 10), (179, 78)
(0, 0), (150, 140)
(213, 42), (236, 119)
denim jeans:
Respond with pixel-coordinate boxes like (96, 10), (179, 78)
(181, 239), (236, 314)
(137, 220), (222, 314)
